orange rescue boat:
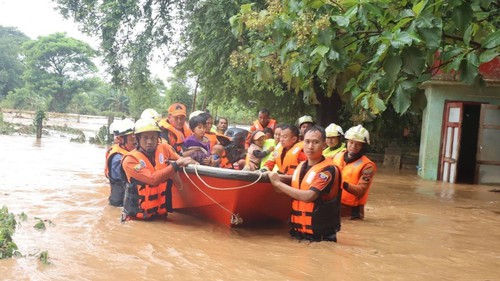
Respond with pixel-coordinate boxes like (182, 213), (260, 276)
(171, 164), (291, 227)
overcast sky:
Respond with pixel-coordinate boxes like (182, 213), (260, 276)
(0, 0), (171, 80)
(0, 0), (99, 47)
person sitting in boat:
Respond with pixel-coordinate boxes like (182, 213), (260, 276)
(260, 125), (282, 171)
(332, 124), (377, 220)
(183, 114), (216, 166)
(225, 131), (247, 169)
(121, 118), (197, 221)
(216, 116), (228, 135)
(104, 119), (136, 207)
(246, 108), (277, 149)
(323, 123), (346, 159)
(243, 131), (272, 171)
(157, 102), (192, 154)
(262, 127), (273, 139)
(268, 126), (342, 242)
(200, 112), (219, 150)
(210, 144), (227, 168)
(262, 124), (307, 179)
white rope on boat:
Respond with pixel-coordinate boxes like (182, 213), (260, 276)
(191, 164), (264, 190)
(179, 164), (266, 225)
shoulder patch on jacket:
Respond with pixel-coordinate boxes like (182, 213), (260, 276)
(318, 172), (330, 182)
(135, 159), (146, 171)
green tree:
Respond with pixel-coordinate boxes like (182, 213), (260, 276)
(230, 0), (500, 124)
(20, 32), (98, 112)
(0, 26), (29, 99)
(164, 76), (193, 113)
(55, 0), (310, 123)
(87, 82), (130, 115)
(174, 0), (314, 123)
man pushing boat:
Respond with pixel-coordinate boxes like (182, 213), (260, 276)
(267, 126), (342, 242)
(121, 118), (197, 221)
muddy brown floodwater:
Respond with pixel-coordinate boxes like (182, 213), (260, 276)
(0, 134), (499, 281)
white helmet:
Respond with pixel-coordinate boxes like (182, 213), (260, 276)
(140, 108), (161, 122)
(109, 120), (119, 136)
(189, 110), (205, 120)
(325, 123), (344, 137)
(113, 119), (135, 136)
(134, 118), (161, 134)
(297, 115), (314, 127)
(345, 124), (370, 144)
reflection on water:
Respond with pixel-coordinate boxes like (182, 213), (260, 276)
(0, 134), (499, 281)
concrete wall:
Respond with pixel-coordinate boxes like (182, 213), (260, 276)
(418, 81), (500, 180)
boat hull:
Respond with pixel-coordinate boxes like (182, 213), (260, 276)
(171, 165), (291, 227)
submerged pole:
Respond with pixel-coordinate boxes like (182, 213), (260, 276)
(34, 109), (46, 139)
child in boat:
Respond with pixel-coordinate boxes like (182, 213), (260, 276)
(210, 144), (225, 167)
(260, 125), (281, 170)
(225, 131), (247, 170)
(183, 115), (215, 166)
(243, 131), (273, 171)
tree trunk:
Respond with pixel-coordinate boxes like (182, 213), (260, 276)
(313, 79), (342, 127)
(36, 123), (43, 139)
(191, 77), (199, 113)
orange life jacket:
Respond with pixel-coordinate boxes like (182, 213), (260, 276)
(122, 146), (172, 219)
(276, 141), (304, 175)
(219, 151), (232, 169)
(251, 119), (277, 131)
(104, 144), (130, 206)
(246, 119), (277, 148)
(104, 144), (129, 179)
(205, 132), (219, 150)
(158, 119), (192, 154)
(290, 158), (341, 236)
(333, 152), (376, 206)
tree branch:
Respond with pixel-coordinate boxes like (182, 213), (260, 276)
(443, 33), (482, 48)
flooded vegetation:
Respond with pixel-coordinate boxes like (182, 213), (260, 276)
(0, 134), (498, 280)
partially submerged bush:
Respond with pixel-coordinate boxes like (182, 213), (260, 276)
(0, 206), (20, 259)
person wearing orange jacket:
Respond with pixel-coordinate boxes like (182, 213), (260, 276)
(246, 108), (277, 148)
(268, 126), (342, 242)
(104, 119), (136, 207)
(263, 124), (307, 180)
(157, 102), (192, 154)
(332, 125), (377, 220)
(122, 118), (197, 221)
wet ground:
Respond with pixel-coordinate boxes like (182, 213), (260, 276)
(0, 134), (498, 281)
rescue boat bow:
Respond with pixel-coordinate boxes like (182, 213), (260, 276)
(171, 164), (291, 227)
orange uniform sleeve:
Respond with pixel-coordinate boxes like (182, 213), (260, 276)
(358, 163), (375, 184)
(122, 156), (177, 187)
(308, 170), (334, 193)
(162, 143), (180, 160)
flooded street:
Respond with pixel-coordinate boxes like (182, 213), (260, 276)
(0, 134), (499, 281)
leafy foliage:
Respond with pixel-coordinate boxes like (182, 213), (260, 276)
(230, 0), (500, 119)
(0, 206), (19, 259)
(0, 26), (29, 99)
(54, 0), (499, 150)
(20, 33), (98, 112)
(38, 250), (51, 265)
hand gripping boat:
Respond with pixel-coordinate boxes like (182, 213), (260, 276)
(170, 164), (291, 227)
